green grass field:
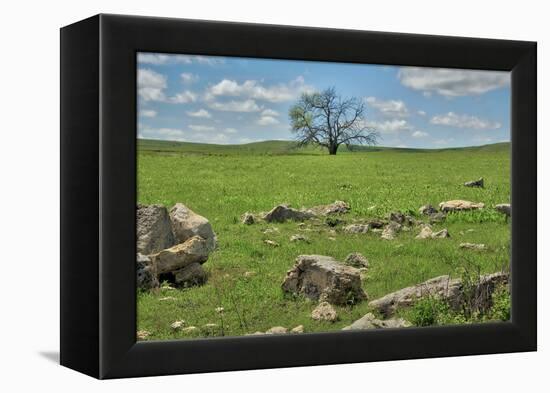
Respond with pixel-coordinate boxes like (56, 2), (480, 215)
(137, 139), (511, 340)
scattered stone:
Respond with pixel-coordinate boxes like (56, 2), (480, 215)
(137, 330), (151, 340)
(137, 204), (175, 255)
(358, 268), (369, 281)
(460, 242), (487, 251)
(429, 212), (447, 224)
(291, 325), (304, 333)
(246, 331), (266, 336)
(432, 229), (450, 238)
(343, 224), (370, 234)
(241, 212), (255, 225)
(381, 222), (401, 240)
(344, 252), (369, 269)
(464, 177), (484, 188)
(266, 326), (288, 334)
(263, 205), (314, 223)
(307, 201), (351, 216)
(290, 234), (310, 243)
(137, 253), (159, 291)
(170, 203), (217, 252)
(181, 326), (198, 334)
(415, 226), (433, 239)
(342, 313), (412, 330)
(204, 323), (218, 329)
(495, 203), (511, 217)
(369, 272), (509, 316)
(439, 200), (485, 212)
(367, 219), (386, 229)
(158, 296), (176, 301)
(281, 255), (366, 305)
(170, 320), (185, 330)
(173, 262), (207, 287)
(328, 237), (336, 241)
(244, 271), (256, 277)
(311, 301), (338, 322)
(325, 216), (345, 227)
(150, 235), (210, 275)
(262, 227), (280, 234)
(215, 307), (225, 313)
(388, 211), (407, 225)
(419, 204), (438, 216)
(264, 240), (280, 247)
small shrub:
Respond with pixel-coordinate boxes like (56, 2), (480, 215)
(487, 285), (511, 322)
(410, 296), (450, 327)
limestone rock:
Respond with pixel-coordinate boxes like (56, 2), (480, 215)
(137, 330), (151, 340)
(432, 229), (450, 238)
(342, 313), (411, 330)
(150, 235), (209, 275)
(264, 239), (280, 247)
(170, 203), (217, 251)
(137, 204), (175, 255)
(464, 178), (484, 188)
(263, 205), (314, 223)
(290, 234), (310, 243)
(291, 325), (304, 333)
(241, 212), (255, 225)
(307, 200), (351, 216)
(266, 326), (288, 334)
(495, 203), (511, 217)
(174, 262), (207, 287)
(460, 242), (487, 251)
(415, 225), (433, 239)
(343, 224), (370, 234)
(419, 204), (438, 216)
(381, 222), (401, 240)
(282, 255), (367, 305)
(170, 320), (185, 330)
(311, 301), (338, 322)
(439, 200), (485, 212)
(344, 252), (369, 269)
(429, 212), (447, 224)
(137, 253), (159, 291)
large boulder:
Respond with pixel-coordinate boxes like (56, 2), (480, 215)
(137, 253), (159, 290)
(170, 203), (217, 251)
(174, 262), (207, 287)
(342, 313), (411, 330)
(137, 204), (175, 255)
(369, 272), (508, 316)
(281, 255), (367, 305)
(150, 235), (210, 275)
(439, 200), (485, 212)
(263, 205), (315, 223)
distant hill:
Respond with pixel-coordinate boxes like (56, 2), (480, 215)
(137, 138), (510, 156)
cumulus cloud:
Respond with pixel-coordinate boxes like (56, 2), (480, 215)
(224, 128), (238, 134)
(398, 67), (510, 97)
(365, 97), (409, 117)
(412, 130), (429, 138)
(187, 109), (212, 118)
(365, 119), (412, 134)
(261, 109), (280, 117)
(430, 112), (501, 130)
(417, 110), (427, 116)
(206, 77), (311, 103)
(181, 73), (198, 83)
(139, 109), (157, 118)
(207, 99), (261, 112)
(189, 124), (216, 132)
(137, 53), (224, 66)
(257, 115), (279, 126)
(169, 91), (197, 103)
(137, 68), (197, 104)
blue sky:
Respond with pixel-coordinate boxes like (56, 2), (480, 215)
(137, 52), (510, 149)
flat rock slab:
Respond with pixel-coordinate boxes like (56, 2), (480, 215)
(137, 204), (175, 255)
(439, 200), (485, 212)
(150, 235), (210, 275)
(342, 313), (411, 330)
(369, 272), (508, 316)
(306, 201), (351, 216)
(343, 224), (370, 234)
(282, 255), (367, 305)
(263, 205), (315, 223)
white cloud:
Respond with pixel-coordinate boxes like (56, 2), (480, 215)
(412, 130), (429, 138)
(257, 115), (279, 126)
(261, 109), (279, 117)
(169, 91), (197, 103)
(417, 110), (427, 116)
(206, 77), (310, 103)
(365, 97), (409, 117)
(189, 125), (216, 132)
(139, 109), (157, 118)
(224, 128), (238, 134)
(181, 73), (198, 84)
(398, 67), (510, 97)
(430, 112), (501, 130)
(187, 109), (212, 118)
(366, 119), (412, 134)
(138, 68), (167, 102)
(137, 53), (224, 66)
(208, 99), (261, 112)
(138, 126), (186, 141)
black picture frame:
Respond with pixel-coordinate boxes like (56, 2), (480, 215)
(60, 14), (537, 379)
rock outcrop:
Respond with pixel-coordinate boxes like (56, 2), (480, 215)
(137, 204), (175, 255)
(342, 313), (411, 330)
(439, 200), (485, 212)
(263, 205), (315, 223)
(170, 203), (217, 252)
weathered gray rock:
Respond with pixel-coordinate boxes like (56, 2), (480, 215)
(266, 326), (288, 334)
(429, 212), (447, 224)
(291, 325), (304, 333)
(150, 235), (209, 275)
(369, 272), (508, 316)
(344, 253), (369, 269)
(311, 301), (338, 322)
(290, 234), (310, 243)
(282, 255), (367, 305)
(439, 200), (485, 212)
(174, 262), (207, 287)
(388, 211), (414, 226)
(464, 177), (484, 188)
(342, 313), (411, 330)
(343, 224), (370, 234)
(241, 212), (255, 225)
(366, 219), (386, 229)
(264, 239), (279, 247)
(137, 204), (175, 255)
(415, 225), (433, 239)
(460, 242), (487, 251)
(495, 203), (511, 217)
(381, 222), (401, 240)
(307, 200), (351, 216)
(137, 253), (159, 290)
(419, 204), (438, 216)
(263, 205), (315, 223)
(170, 203), (217, 252)
(432, 228), (450, 238)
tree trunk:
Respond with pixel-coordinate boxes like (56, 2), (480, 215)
(328, 144), (338, 155)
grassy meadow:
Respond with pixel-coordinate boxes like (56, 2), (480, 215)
(137, 139), (511, 340)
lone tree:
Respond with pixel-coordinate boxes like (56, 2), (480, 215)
(289, 87), (379, 155)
